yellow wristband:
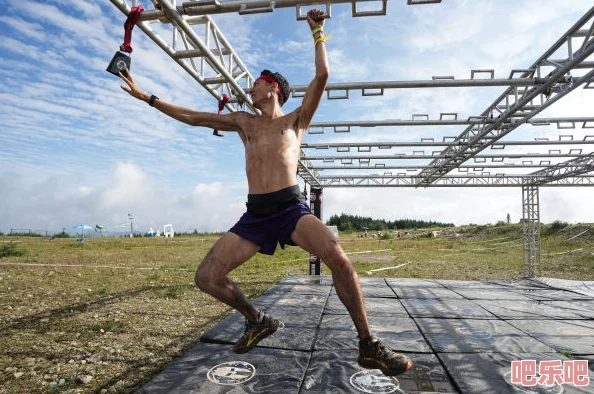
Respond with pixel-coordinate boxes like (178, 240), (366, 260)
(311, 27), (323, 36)
(314, 34), (331, 46)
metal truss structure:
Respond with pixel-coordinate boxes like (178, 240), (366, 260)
(522, 185), (541, 278)
(109, 0), (594, 277)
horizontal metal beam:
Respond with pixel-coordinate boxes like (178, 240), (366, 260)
(309, 163), (584, 170)
(304, 153), (591, 161)
(315, 175), (594, 187)
(139, 0), (434, 21)
(307, 117), (594, 131)
(302, 138), (594, 149)
(291, 77), (548, 97)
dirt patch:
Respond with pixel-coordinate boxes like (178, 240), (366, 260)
(0, 236), (301, 394)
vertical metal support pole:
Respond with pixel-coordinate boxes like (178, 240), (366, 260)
(522, 185), (541, 278)
(128, 213), (134, 238)
(309, 187), (323, 275)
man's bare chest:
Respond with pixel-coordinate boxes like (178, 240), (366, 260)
(244, 118), (298, 145)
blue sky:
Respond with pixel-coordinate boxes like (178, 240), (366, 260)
(1, 0), (593, 235)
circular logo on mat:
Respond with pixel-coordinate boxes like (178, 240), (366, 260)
(350, 370), (400, 393)
(207, 361), (256, 385)
(556, 327), (591, 335)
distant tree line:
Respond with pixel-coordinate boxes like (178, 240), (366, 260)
(326, 213), (454, 232)
(174, 229), (224, 237)
(6, 229), (51, 237)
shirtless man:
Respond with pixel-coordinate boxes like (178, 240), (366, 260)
(118, 9), (411, 376)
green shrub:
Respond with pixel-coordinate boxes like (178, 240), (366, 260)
(8, 231), (43, 237)
(53, 232), (70, 238)
(379, 232), (393, 240)
(546, 220), (569, 235)
(160, 284), (192, 299)
(550, 220), (569, 232)
(0, 242), (25, 258)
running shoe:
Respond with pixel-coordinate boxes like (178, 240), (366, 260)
(358, 336), (413, 376)
(232, 313), (281, 354)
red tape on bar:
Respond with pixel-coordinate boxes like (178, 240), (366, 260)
(120, 5), (144, 53)
(218, 94), (229, 113)
(213, 94), (229, 137)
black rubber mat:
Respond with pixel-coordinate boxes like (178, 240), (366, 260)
(314, 314), (433, 353)
(276, 275), (333, 286)
(400, 298), (495, 319)
(474, 299), (588, 320)
(520, 289), (594, 301)
(200, 306), (322, 352)
(413, 318), (557, 353)
(359, 277), (395, 286)
(386, 278), (444, 288)
(392, 286), (466, 299)
(324, 294), (410, 316)
(451, 288), (534, 301)
(331, 285), (397, 298)
(537, 278), (594, 298)
(302, 351), (456, 393)
(253, 293), (328, 310)
(540, 300), (594, 319)
(136, 342), (310, 393)
(437, 279), (522, 289)
(138, 275), (594, 393)
(439, 352), (594, 394)
(262, 283), (333, 297)
(506, 319), (594, 354)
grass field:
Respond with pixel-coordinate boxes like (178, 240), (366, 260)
(1, 223), (593, 393)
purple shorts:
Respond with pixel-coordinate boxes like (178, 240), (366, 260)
(229, 186), (312, 255)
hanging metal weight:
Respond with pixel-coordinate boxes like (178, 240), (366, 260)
(106, 51), (131, 77)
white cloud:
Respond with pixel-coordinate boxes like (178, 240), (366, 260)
(0, 15), (46, 41)
(100, 162), (155, 208)
(328, 48), (370, 81)
(324, 187), (594, 226)
(0, 164), (247, 234)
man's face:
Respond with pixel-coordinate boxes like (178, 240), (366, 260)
(249, 78), (277, 107)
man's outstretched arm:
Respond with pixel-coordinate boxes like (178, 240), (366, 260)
(118, 70), (245, 132)
(298, 9), (330, 130)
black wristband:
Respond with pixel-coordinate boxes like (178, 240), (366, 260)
(149, 94), (159, 107)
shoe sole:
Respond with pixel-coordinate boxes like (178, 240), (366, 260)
(357, 357), (413, 376)
(232, 325), (279, 354)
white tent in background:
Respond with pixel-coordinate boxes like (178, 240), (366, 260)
(164, 224), (174, 238)
(72, 224), (93, 239)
